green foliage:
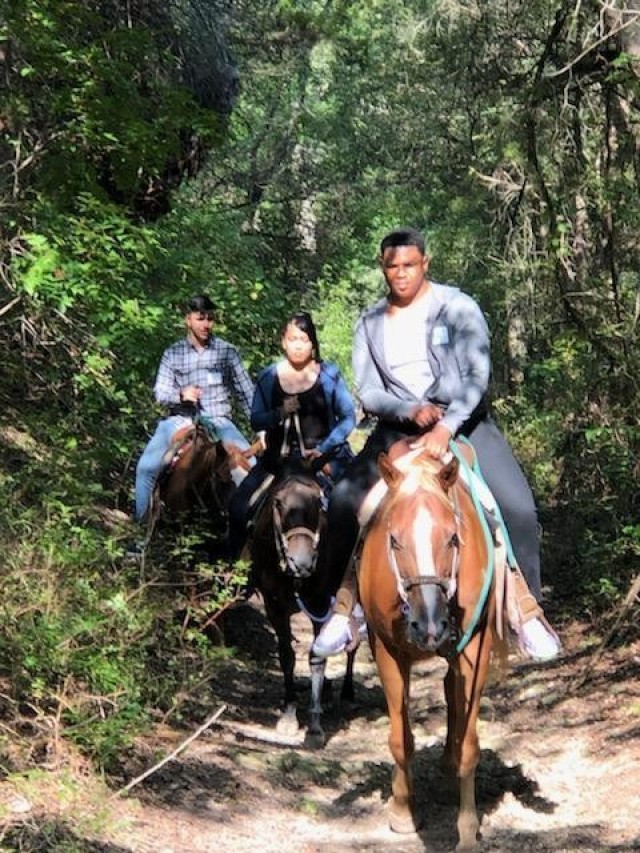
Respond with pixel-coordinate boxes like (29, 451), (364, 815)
(0, 478), (240, 768)
(2, 0), (640, 781)
(3, 0), (223, 212)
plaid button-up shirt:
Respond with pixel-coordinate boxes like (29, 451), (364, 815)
(153, 336), (254, 421)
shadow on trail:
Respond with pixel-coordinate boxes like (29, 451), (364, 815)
(1, 821), (130, 853)
(213, 600), (388, 735)
(116, 616), (640, 852)
(123, 734), (601, 853)
(325, 742), (561, 851)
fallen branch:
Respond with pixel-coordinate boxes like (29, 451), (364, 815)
(112, 704), (227, 797)
(574, 572), (640, 689)
(0, 295), (21, 318)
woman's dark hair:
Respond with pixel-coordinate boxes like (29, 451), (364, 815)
(185, 294), (216, 314)
(282, 311), (321, 361)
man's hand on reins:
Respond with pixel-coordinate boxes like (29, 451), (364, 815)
(180, 385), (202, 404)
(415, 422), (453, 459)
(410, 402), (443, 428)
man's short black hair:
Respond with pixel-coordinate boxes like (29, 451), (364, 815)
(380, 227), (426, 256)
(185, 294), (216, 314)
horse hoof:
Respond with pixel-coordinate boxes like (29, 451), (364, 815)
(304, 728), (325, 750)
(388, 804), (421, 834)
(456, 817), (480, 850)
(276, 709), (300, 737)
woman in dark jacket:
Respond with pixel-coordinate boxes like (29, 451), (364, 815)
(229, 312), (355, 557)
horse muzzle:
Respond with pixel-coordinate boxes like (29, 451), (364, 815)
(278, 527), (320, 580)
(282, 557), (316, 580)
(403, 586), (452, 653)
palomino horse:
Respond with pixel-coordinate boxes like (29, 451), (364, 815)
(249, 457), (355, 746)
(358, 439), (505, 851)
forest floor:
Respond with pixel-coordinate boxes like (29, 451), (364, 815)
(1, 597), (639, 853)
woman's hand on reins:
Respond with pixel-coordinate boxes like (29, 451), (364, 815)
(305, 448), (332, 477)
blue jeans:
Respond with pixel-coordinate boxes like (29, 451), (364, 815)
(135, 415), (252, 521)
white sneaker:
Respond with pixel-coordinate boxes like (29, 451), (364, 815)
(521, 617), (561, 661)
(312, 614), (353, 658)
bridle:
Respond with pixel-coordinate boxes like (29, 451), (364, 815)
(385, 486), (463, 634)
(387, 523), (461, 602)
(393, 532), (461, 596)
(272, 476), (325, 577)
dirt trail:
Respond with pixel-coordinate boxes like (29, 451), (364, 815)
(118, 601), (639, 853)
(2, 599), (638, 852)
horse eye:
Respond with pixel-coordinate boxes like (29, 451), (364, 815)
(390, 534), (403, 551)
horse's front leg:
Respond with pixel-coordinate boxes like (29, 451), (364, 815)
(375, 640), (418, 834)
(444, 627), (492, 851)
(306, 646), (327, 748)
(340, 646), (356, 703)
(264, 599), (299, 738)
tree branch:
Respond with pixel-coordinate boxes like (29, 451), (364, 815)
(112, 704), (227, 797)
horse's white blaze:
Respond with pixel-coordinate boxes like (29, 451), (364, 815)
(413, 504), (436, 576)
(399, 471), (420, 495)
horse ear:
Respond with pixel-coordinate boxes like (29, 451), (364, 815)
(438, 457), (459, 492)
(378, 452), (403, 489)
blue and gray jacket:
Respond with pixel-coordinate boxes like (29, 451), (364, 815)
(353, 282), (491, 436)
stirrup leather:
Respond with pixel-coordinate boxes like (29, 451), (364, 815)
(507, 565), (543, 626)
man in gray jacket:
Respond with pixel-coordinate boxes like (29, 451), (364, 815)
(313, 227), (560, 660)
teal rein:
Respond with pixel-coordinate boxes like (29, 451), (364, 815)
(447, 436), (505, 654)
(194, 411), (221, 442)
(454, 436), (518, 567)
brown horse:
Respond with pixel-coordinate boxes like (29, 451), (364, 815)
(358, 440), (505, 851)
(249, 457), (355, 747)
(150, 420), (259, 547)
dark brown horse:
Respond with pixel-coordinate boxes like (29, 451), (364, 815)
(249, 457), (355, 746)
(358, 439), (506, 850)
(148, 419), (260, 563)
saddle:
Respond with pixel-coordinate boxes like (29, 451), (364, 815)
(355, 438), (545, 645)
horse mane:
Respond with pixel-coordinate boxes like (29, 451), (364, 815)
(387, 452), (456, 512)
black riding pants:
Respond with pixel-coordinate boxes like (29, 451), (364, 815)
(228, 463), (272, 559)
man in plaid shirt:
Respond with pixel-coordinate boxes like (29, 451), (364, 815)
(134, 294), (254, 522)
